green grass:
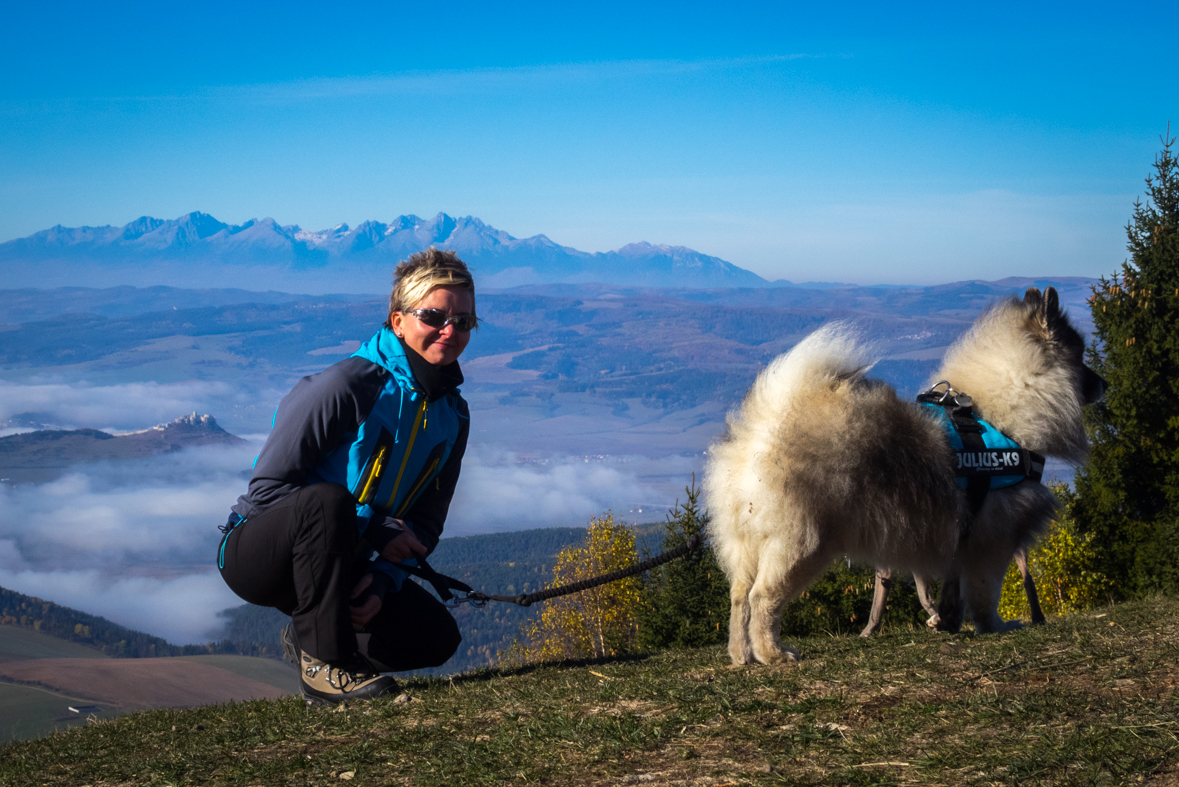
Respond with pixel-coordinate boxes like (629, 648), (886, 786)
(1, 596), (1177, 786)
(0, 683), (119, 744)
(178, 655), (297, 694)
(0, 625), (109, 663)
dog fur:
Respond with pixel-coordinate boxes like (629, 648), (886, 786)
(705, 288), (1101, 664)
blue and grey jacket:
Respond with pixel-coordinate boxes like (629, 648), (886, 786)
(229, 327), (470, 585)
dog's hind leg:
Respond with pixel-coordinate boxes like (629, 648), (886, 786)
(722, 536), (759, 665)
(935, 567), (964, 634)
(727, 570), (756, 665)
(1014, 547), (1046, 625)
(914, 575), (941, 628)
(859, 568), (894, 637)
(963, 548), (1024, 634)
(748, 544), (831, 663)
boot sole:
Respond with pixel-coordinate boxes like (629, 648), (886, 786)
(300, 681), (399, 706)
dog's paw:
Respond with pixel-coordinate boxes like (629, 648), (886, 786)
(755, 646), (802, 664)
(975, 618), (1024, 635)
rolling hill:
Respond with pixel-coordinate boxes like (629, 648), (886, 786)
(0, 625), (296, 745)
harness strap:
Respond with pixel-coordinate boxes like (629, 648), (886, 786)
(947, 401), (993, 515)
(391, 556), (474, 602)
(917, 382), (1046, 518)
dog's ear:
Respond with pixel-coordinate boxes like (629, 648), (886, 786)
(1040, 286), (1066, 331)
(1043, 287), (1060, 317)
(1023, 287), (1043, 308)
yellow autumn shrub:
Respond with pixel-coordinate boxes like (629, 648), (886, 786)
(501, 513), (644, 666)
(999, 483), (1112, 620)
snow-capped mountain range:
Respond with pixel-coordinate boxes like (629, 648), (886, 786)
(0, 212), (769, 292)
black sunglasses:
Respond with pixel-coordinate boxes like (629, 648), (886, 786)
(406, 308), (478, 332)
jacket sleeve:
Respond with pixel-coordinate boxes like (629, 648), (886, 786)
(399, 394), (471, 555)
(233, 358), (384, 517)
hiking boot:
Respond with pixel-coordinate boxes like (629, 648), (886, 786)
(299, 651), (399, 705)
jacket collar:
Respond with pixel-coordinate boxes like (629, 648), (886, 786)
(352, 327), (463, 402)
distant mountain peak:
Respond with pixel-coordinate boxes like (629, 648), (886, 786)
(0, 211), (769, 291)
(151, 412), (232, 435)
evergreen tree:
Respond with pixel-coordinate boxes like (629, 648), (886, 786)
(1074, 131), (1179, 596)
(637, 479), (729, 649)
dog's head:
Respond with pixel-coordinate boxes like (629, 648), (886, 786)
(1022, 286), (1106, 406)
(941, 285), (1104, 462)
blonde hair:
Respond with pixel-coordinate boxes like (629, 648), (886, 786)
(384, 248), (476, 328)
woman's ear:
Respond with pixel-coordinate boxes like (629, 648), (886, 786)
(389, 312), (404, 338)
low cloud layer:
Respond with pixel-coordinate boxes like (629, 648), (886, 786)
(0, 441), (258, 644)
(0, 379), (282, 434)
(449, 451), (654, 536)
(0, 436), (701, 644)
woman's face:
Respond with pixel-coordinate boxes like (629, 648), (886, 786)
(390, 285), (475, 366)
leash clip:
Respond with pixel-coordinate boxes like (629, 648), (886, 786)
(442, 591), (488, 609)
(926, 380), (972, 408)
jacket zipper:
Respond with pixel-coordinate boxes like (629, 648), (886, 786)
(396, 456), (441, 517)
(383, 397), (428, 510)
(355, 445), (388, 505)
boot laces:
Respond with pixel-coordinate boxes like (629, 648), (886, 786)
(305, 660), (375, 690)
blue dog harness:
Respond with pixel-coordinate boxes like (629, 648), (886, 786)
(917, 381), (1045, 514)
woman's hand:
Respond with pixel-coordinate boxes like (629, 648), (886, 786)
(380, 527), (426, 564)
(350, 574), (382, 627)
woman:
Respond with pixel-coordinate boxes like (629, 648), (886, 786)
(218, 248), (476, 704)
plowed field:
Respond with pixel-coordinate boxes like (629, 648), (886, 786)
(0, 657), (288, 709)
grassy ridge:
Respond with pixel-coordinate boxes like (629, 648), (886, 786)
(0, 625), (109, 663)
(0, 684), (120, 744)
(2, 596), (1176, 786)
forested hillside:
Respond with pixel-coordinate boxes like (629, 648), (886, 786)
(0, 587), (267, 659)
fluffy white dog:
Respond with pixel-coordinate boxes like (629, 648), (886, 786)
(705, 288), (1104, 664)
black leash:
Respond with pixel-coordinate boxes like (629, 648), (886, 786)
(395, 532), (704, 608)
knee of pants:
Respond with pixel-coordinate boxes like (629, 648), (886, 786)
(299, 483), (358, 536)
(369, 614), (462, 670)
(414, 615), (462, 668)
(302, 482), (355, 516)
(435, 615), (462, 662)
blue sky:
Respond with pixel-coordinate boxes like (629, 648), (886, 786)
(1, 1), (1175, 284)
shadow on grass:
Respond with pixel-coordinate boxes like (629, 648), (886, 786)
(404, 650), (664, 690)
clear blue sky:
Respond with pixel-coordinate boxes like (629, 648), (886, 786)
(1, 1), (1175, 283)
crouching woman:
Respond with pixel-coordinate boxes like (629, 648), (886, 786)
(218, 249), (477, 704)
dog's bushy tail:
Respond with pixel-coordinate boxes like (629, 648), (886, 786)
(742, 322), (874, 420)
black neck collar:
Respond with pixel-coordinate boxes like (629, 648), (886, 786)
(397, 335), (464, 402)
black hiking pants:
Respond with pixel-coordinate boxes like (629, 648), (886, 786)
(218, 483), (461, 668)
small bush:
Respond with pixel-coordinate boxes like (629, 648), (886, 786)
(999, 483), (1112, 620)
